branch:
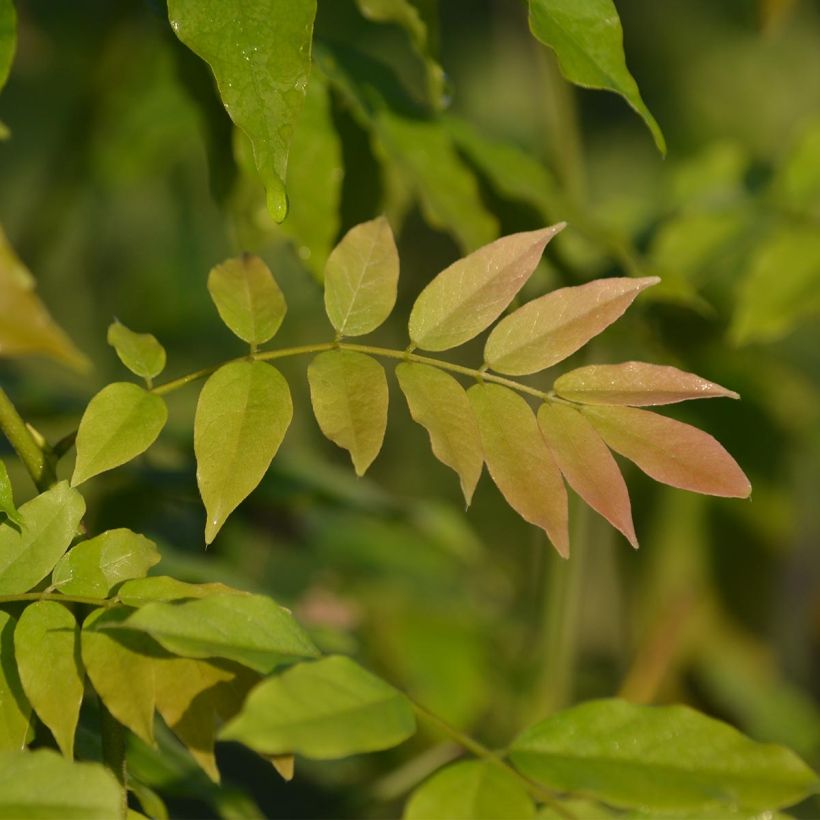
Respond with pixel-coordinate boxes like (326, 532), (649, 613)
(0, 387), (57, 491)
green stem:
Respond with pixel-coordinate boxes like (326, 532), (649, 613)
(100, 703), (128, 819)
(0, 387), (57, 491)
(0, 592), (116, 607)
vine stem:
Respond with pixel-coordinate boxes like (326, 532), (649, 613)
(0, 387), (57, 491)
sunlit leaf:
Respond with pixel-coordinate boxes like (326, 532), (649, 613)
(71, 383), (167, 486)
(409, 225), (565, 352)
(0, 482), (85, 595)
(307, 350), (388, 476)
(468, 384), (568, 556)
(404, 760), (535, 820)
(538, 403), (637, 548)
(509, 699), (818, 813)
(324, 217), (399, 337)
(116, 576), (241, 607)
(0, 612), (31, 751)
(52, 528), (160, 598)
(207, 254), (287, 345)
(484, 277), (658, 376)
(220, 655), (417, 758)
(194, 360), (292, 543)
(396, 362), (483, 504)
(13, 601), (83, 758)
(583, 405), (751, 498)
(107, 321), (166, 381)
(270, 754), (295, 781)
(167, 0), (317, 222)
(527, 0), (665, 153)
(0, 0), (15, 93)
(0, 460), (21, 526)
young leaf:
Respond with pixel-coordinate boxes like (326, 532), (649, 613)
(509, 699), (818, 813)
(468, 384), (569, 556)
(484, 277), (659, 376)
(307, 350), (388, 476)
(207, 254), (286, 345)
(0, 612), (31, 751)
(71, 383), (167, 486)
(0, 482), (85, 595)
(167, 0), (317, 222)
(121, 593), (319, 673)
(554, 362), (739, 406)
(195, 360), (292, 543)
(13, 601), (84, 759)
(583, 405), (752, 498)
(116, 576), (240, 607)
(0, 460), (22, 526)
(408, 225), (565, 352)
(220, 655), (417, 758)
(323, 216), (399, 337)
(107, 320), (166, 381)
(52, 528), (160, 598)
(527, 0), (665, 154)
(396, 362), (483, 505)
(537, 403), (637, 548)
(405, 760), (535, 820)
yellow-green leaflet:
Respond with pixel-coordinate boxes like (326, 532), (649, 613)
(0, 460), (21, 525)
(308, 350), (388, 476)
(323, 216), (399, 337)
(194, 360), (292, 543)
(107, 320), (166, 380)
(0, 611), (31, 750)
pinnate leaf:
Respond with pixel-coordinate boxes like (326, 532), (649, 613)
(583, 405), (751, 498)
(107, 320), (166, 381)
(307, 350), (388, 476)
(72, 383), (167, 486)
(116, 576), (240, 607)
(468, 384), (568, 556)
(409, 225), (564, 352)
(554, 362), (739, 406)
(195, 360), (292, 543)
(396, 362), (483, 505)
(324, 216), (399, 337)
(0, 612), (31, 751)
(538, 403), (637, 548)
(207, 254), (287, 345)
(404, 760), (535, 820)
(14, 601), (83, 758)
(0, 482), (85, 595)
(484, 276), (659, 376)
(509, 699), (818, 813)
(220, 655), (417, 758)
(0, 460), (21, 526)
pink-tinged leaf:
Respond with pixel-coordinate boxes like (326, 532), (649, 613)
(537, 403), (637, 548)
(582, 406), (751, 498)
(484, 277), (660, 375)
(468, 384), (569, 556)
(409, 224), (565, 352)
(554, 362), (740, 406)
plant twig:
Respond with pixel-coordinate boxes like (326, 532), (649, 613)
(0, 387), (57, 491)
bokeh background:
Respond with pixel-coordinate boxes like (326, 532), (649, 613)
(1, 0), (819, 816)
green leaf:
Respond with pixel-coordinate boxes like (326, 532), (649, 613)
(13, 601), (83, 758)
(0, 612), (31, 751)
(0, 482), (85, 595)
(307, 350), (388, 476)
(71, 383), (167, 486)
(0, 749), (122, 819)
(509, 699), (819, 813)
(107, 320), (166, 381)
(404, 760), (535, 820)
(323, 217), (399, 337)
(121, 593), (319, 673)
(167, 0), (317, 222)
(0, 0), (15, 92)
(527, 0), (665, 154)
(116, 576), (241, 607)
(194, 360), (292, 543)
(207, 254), (287, 345)
(220, 655), (417, 758)
(0, 460), (21, 526)
(52, 528), (160, 598)
(409, 225), (564, 352)
(396, 362), (483, 504)
(468, 384), (568, 556)
(483, 277), (659, 376)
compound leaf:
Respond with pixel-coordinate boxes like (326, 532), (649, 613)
(194, 360), (292, 543)
(409, 225), (564, 352)
(324, 217), (399, 337)
(484, 277), (659, 376)
(116, 576), (240, 607)
(396, 362), (483, 504)
(0, 612), (30, 751)
(72, 383), (167, 486)
(0, 460), (21, 526)
(307, 350), (388, 476)
(220, 655), (417, 758)
(468, 384), (568, 556)
(583, 405), (751, 498)
(107, 321), (166, 381)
